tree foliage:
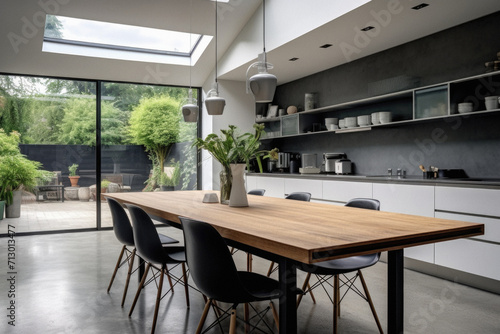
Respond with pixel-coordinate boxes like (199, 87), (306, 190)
(128, 95), (181, 171)
(57, 98), (126, 145)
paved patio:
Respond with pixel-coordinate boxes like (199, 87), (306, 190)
(2, 197), (113, 233)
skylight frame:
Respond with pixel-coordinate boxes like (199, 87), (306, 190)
(42, 14), (210, 65)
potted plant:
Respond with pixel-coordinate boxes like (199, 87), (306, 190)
(193, 124), (278, 205)
(100, 179), (111, 200)
(68, 163), (80, 187)
(0, 130), (42, 218)
(159, 160), (181, 191)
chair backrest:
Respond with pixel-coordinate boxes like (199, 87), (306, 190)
(345, 198), (380, 211)
(248, 189), (265, 196)
(107, 198), (134, 247)
(180, 217), (255, 303)
(127, 204), (167, 265)
(285, 192), (311, 202)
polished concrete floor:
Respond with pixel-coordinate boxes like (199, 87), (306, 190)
(1, 226), (499, 333)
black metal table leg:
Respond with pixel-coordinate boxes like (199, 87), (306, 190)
(388, 249), (404, 334)
(278, 258), (297, 333)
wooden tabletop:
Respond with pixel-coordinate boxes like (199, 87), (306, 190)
(105, 190), (484, 264)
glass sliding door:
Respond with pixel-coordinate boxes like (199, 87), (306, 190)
(1, 74), (199, 234)
(99, 82), (199, 228)
(0, 75), (97, 233)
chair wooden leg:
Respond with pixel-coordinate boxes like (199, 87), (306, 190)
(164, 266), (174, 291)
(196, 299), (212, 334)
(333, 275), (339, 334)
(358, 270), (384, 334)
(150, 265), (165, 334)
(108, 245), (126, 293)
(121, 248), (136, 307)
(244, 303), (250, 334)
(246, 253), (253, 272)
(229, 307), (237, 334)
(266, 261), (275, 277)
(182, 262), (190, 308)
(308, 283), (317, 304)
(270, 301), (279, 331)
(297, 272), (311, 308)
(129, 262), (151, 316)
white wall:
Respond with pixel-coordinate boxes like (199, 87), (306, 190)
(200, 77), (256, 190)
(218, 0), (370, 77)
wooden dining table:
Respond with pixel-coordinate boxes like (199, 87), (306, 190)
(105, 190), (484, 334)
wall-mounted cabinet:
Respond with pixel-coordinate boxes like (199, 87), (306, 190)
(257, 71), (500, 140)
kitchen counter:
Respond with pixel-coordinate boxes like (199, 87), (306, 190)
(247, 172), (500, 189)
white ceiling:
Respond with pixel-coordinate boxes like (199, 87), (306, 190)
(0, 0), (499, 87)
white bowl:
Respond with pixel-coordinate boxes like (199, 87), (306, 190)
(345, 117), (357, 128)
(485, 96), (499, 110)
(325, 117), (338, 125)
(339, 119), (346, 128)
(357, 115), (371, 126)
(378, 111), (392, 124)
(371, 112), (380, 124)
(458, 102), (473, 113)
(326, 124), (339, 131)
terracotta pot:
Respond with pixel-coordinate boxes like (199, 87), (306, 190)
(69, 176), (80, 187)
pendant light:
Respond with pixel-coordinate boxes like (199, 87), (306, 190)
(205, 0), (226, 116)
(246, 0), (277, 103)
(182, 0), (199, 122)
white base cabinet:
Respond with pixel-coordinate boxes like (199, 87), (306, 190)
(373, 183), (436, 263)
(246, 175), (500, 285)
(434, 186), (500, 280)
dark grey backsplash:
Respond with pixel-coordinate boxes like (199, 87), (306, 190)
(268, 113), (500, 178)
(267, 11), (500, 178)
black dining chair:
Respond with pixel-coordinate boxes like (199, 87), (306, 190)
(127, 204), (190, 334)
(247, 189), (266, 196)
(266, 192), (312, 276)
(296, 198), (383, 334)
(106, 198), (178, 307)
(180, 217), (281, 334)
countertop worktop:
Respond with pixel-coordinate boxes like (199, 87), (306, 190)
(247, 172), (500, 188)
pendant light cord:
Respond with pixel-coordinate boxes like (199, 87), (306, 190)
(215, 0), (218, 85)
(189, 0), (192, 89)
(262, 0), (266, 53)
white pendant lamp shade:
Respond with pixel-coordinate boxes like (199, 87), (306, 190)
(246, 0), (277, 103)
(182, 103), (199, 122)
(205, 83), (226, 116)
(181, 89), (199, 122)
(247, 52), (277, 103)
(206, 0), (225, 116)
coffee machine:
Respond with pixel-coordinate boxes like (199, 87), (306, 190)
(323, 153), (352, 174)
(276, 152), (290, 172)
(289, 153), (301, 174)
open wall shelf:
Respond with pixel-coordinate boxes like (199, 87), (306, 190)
(257, 71), (500, 140)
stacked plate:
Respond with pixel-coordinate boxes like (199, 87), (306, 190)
(345, 117), (357, 128)
(378, 111), (392, 124)
(357, 115), (371, 126)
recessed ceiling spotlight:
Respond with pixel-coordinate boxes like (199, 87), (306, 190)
(412, 3), (429, 10)
(289, 57), (299, 61)
(320, 44), (333, 49)
(361, 26), (375, 32)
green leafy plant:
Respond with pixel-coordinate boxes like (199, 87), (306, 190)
(193, 124), (277, 172)
(68, 163), (79, 176)
(0, 130), (42, 205)
(159, 160), (181, 187)
(101, 179), (111, 189)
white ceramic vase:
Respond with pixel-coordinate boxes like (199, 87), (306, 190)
(229, 163), (248, 207)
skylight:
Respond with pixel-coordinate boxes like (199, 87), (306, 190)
(43, 15), (212, 65)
